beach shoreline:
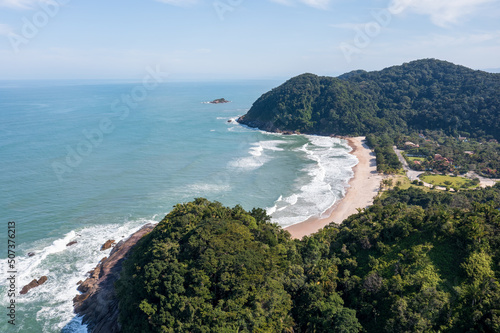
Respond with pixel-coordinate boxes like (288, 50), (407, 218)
(284, 136), (382, 239)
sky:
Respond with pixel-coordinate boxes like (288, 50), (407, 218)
(0, 0), (499, 80)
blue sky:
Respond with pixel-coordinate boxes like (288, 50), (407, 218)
(0, 0), (499, 80)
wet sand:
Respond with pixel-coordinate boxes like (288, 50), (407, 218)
(285, 137), (382, 239)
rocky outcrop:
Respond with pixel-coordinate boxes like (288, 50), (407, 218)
(73, 223), (156, 333)
(237, 116), (277, 132)
(67, 241), (78, 247)
(209, 98), (230, 104)
(100, 240), (115, 251)
(237, 116), (301, 134)
(20, 276), (48, 295)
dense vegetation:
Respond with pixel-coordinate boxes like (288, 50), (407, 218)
(305, 184), (500, 332)
(394, 131), (500, 178)
(238, 59), (500, 141)
(117, 185), (500, 332)
(116, 199), (301, 332)
(238, 59), (500, 174)
(365, 133), (402, 173)
(113, 59), (500, 332)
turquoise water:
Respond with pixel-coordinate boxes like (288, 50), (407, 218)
(0, 80), (356, 332)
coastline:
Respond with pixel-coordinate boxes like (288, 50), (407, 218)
(284, 136), (382, 239)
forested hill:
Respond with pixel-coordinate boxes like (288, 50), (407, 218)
(238, 59), (500, 140)
(115, 186), (500, 332)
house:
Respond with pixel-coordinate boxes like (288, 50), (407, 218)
(464, 151), (474, 155)
(458, 136), (468, 142)
(413, 161), (422, 165)
(405, 141), (420, 148)
(434, 154), (444, 161)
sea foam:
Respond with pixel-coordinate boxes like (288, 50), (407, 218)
(0, 219), (157, 333)
(268, 135), (358, 227)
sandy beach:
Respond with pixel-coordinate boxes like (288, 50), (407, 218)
(285, 136), (382, 239)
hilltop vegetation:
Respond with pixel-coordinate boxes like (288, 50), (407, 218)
(113, 59), (500, 332)
(394, 131), (500, 178)
(116, 186), (500, 332)
(239, 59), (500, 140)
(116, 199), (304, 332)
(238, 59), (500, 174)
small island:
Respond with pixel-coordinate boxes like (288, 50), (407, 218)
(208, 98), (230, 104)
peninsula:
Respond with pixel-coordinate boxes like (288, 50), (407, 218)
(75, 59), (500, 333)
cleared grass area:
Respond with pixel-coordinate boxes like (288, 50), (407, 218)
(406, 156), (427, 162)
(378, 175), (432, 200)
(420, 174), (478, 189)
(389, 175), (411, 190)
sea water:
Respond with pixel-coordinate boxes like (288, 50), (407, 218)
(0, 80), (357, 332)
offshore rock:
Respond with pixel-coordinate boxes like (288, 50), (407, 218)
(20, 276), (48, 295)
(100, 240), (115, 251)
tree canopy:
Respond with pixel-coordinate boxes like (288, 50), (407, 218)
(238, 59), (500, 141)
(116, 184), (500, 332)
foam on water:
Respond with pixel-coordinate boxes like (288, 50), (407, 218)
(268, 135), (358, 227)
(0, 218), (157, 333)
(187, 182), (231, 194)
(0, 81), (359, 332)
(228, 139), (287, 171)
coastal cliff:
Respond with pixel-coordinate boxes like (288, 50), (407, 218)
(73, 223), (156, 333)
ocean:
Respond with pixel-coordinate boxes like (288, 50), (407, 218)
(0, 79), (357, 332)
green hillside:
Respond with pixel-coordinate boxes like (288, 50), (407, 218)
(116, 185), (500, 332)
(238, 59), (500, 140)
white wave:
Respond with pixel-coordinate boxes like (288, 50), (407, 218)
(284, 194), (298, 205)
(259, 140), (286, 151)
(187, 182), (231, 193)
(269, 135), (358, 228)
(228, 139), (288, 171)
(266, 195), (283, 215)
(266, 204), (277, 215)
(0, 218), (157, 333)
(228, 156), (265, 170)
(249, 143), (264, 157)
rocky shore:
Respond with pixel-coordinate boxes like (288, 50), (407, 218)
(73, 223), (156, 333)
(237, 115), (301, 135)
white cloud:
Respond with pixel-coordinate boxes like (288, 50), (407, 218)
(269, 0), (292, 5)
(0, 23), (13, 36)
(269, 0), (333, 10)
(391, 0), (497, 27)
(330, 22), (371, 30)
(0, 0), (51, 9)
(411, 31), (500, 48)
(154, 0), (333, 10)
(300, 0), (332, 9)
(154, 0), (198, 7)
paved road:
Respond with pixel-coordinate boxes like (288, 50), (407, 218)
(465, 171), (500, 188)
(393, 147), (423, 181)
(394, 147), (499, 188)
